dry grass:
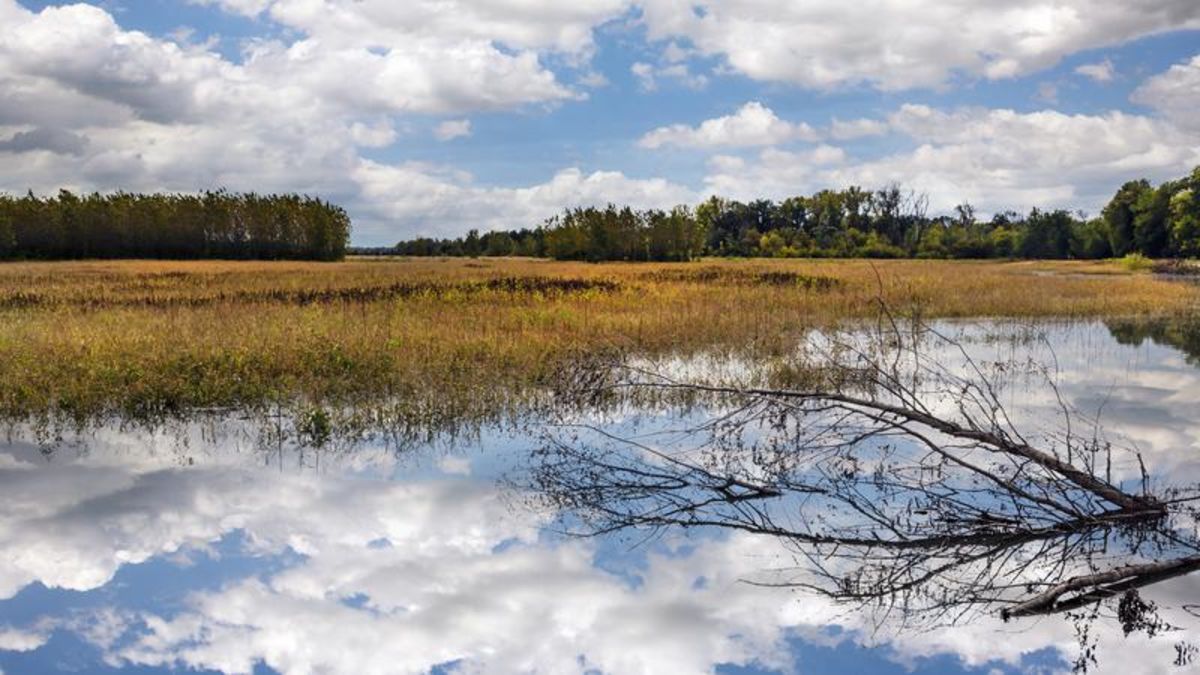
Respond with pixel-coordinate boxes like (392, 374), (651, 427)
(0, 257), (1195, 433)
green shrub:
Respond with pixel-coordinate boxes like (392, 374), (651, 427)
(1119, 253), (1154, 272)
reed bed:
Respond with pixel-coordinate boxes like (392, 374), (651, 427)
(0, 257), (1195, 436)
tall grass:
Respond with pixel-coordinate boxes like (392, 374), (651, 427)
(0, 257), (1195, 438)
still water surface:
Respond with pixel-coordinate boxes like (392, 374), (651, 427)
(1, 319), (1199, 674)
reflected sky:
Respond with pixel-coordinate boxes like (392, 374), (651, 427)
(2, 320), (1199, 674)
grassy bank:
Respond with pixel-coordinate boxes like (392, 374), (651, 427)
(0, 257), (1196, 435)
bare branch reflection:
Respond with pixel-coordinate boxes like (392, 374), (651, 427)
(521, 315), (1200, 669)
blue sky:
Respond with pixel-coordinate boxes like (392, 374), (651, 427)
(1, 1), (1198, 244)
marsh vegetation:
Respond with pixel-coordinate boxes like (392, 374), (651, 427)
(0, 257), (1196, 441)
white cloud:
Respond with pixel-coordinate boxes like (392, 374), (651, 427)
(190, 0), (274, 16)
(2, 0), (1198, 248)
(639, 102), (818, 149)
(638, 0), (1200, 90)
(433, 119), (472, 141)
(703, 144), (846, 198)
(0, 0), (592, 145)
(354, 162), (697, 238)
(348, 120), (399, 148)
(201, 0), (628, 56)
(0, 0), (573, 130)
(0, 626), (50, 652)
(704, 104), (1200, 215)
(577, 70), (610, 88)
(828, 117), (888, 141)
(631, 60), (708, 92)
(662, 41), (693, 63)
(631, 61), (655, 90)
(1133, 53), (1200, 132)
(0, 0), (643, 244)
(1075, 58), (1116, 82)
(239, 37), (579, 116)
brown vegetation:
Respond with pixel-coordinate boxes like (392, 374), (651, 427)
(0, 257), (1195, 433)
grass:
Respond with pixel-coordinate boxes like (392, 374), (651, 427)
(0, 257), (1196, 438)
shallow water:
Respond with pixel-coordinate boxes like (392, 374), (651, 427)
(2, 318), (1199, 674)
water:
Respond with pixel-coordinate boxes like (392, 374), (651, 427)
(1, 318), (1199, 674)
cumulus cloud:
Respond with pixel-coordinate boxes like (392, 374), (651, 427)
(703, 144), (846, 198)
(639, 102), (818, 149)
(203, 0), (628, 55)
(1, 0), (1198, 247)
(353, 162), (697, 237)
(638, 0), (1200, 90)
(1132, 53), (1200, 131)
(0, 0), (593, 139)
(0, 0), (664, 244)
(631, 60), (708, 91)
(828, 117), (889, 141)
(703, 104), (1200, 215)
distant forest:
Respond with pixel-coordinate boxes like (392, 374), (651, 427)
(0, 191), (350, 261)
(393, 166), (1200, 262)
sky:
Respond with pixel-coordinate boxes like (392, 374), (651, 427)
(0, 1), (1199, 245)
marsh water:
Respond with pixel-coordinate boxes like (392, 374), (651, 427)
(2, 317), (1200, 674)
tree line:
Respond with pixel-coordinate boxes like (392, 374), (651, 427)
(394, 166), (1200, 261)
(0, 190), (351, 261)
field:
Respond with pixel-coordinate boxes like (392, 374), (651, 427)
(1, 257), (1197, 437)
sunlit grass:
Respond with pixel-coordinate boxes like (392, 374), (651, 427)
(0, 257), (1195, 434)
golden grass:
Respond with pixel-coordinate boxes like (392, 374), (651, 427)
(0, 257), (1196, 432)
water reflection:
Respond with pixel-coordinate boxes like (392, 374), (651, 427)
(526, 318), (1200, 672)
(1, 318), (1199, 674)
(1108, 314), (1200, 367)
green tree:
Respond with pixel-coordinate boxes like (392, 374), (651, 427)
(1070, 218), (1113, 259)
(989, 226), (1017, 258)
(1018, 209), (1074, 259)
(0, 210), (13, 258)
(758, 230), (787, 257)
(1133, 182), (1174, 257)
(484, 232), (515, 256)
(462, 229), (482, 258)
(1171, 185), (1200, 258)
(0, 190), (349, 261)
(1102, 179), (1151, 256)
